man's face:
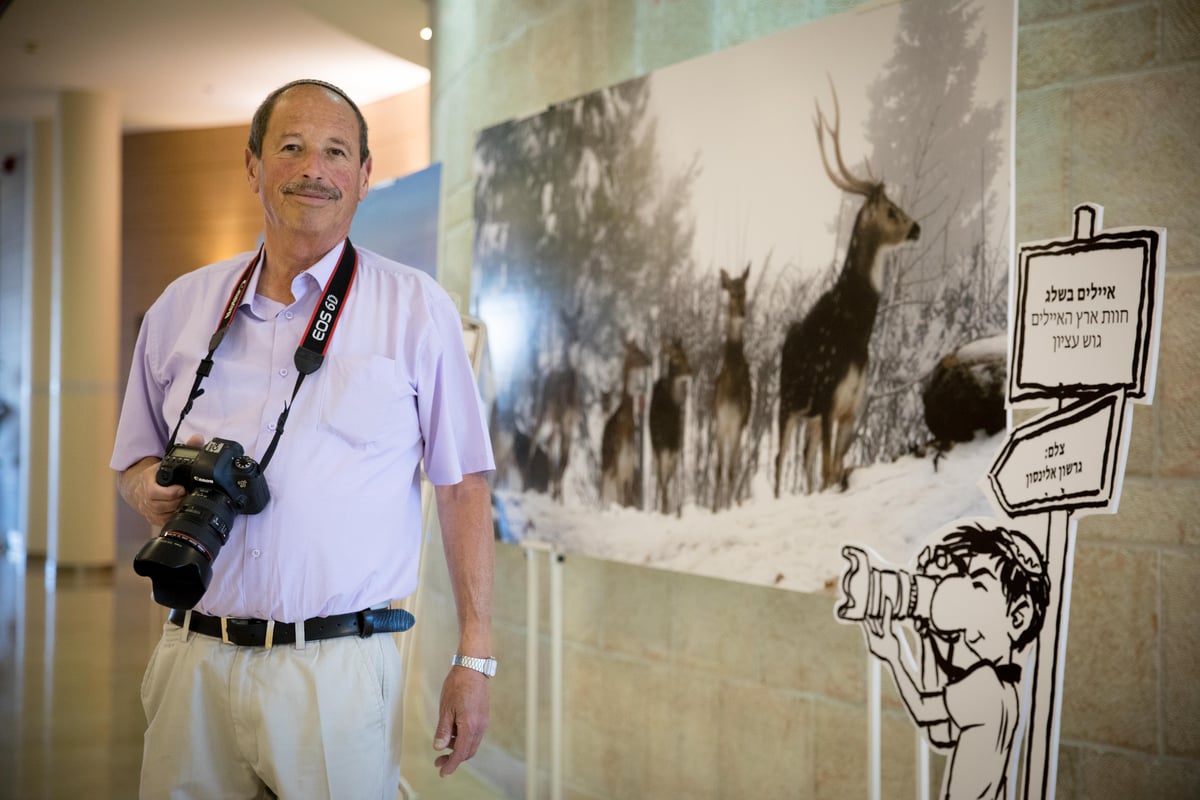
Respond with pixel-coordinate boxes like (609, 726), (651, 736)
(929, 554), (1019, 662)
(246, 84), (371, 244)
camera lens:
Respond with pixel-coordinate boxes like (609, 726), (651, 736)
(132, 487), (237, 609)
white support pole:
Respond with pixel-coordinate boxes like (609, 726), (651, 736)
(1021, 510), (1074, 800)
(869, 658), (881, 800)
(549, 551), (564, 800)
(525, 545), (541, 800)
(916, 732), (930, 800)
(520, 541), (564, 800)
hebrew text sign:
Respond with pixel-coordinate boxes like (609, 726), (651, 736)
(1010, 208), (1163, 405)
(988, 391), (1129, 516)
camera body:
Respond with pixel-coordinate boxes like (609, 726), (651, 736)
(133, 438), (270, 609)
(156, 438), (270, 514)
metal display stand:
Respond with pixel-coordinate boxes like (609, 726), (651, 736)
(522, 541), (564, 800)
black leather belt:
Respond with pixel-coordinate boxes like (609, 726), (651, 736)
(167, 607), (415, 647)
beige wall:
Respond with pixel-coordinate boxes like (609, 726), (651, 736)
(419, 0), (1200, 798)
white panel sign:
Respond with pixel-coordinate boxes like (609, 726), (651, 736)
(1010, 208), (1164, 406)
(988, 391), (1129, 517)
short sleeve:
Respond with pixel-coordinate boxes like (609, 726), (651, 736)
(110, 307), (171, 471)
(415, 286), (495, 484)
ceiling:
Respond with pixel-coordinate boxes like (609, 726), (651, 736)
(0, 0), (430, 133)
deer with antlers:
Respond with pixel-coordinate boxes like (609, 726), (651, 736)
(774, 84), (920, 497)
(649, 336), (691, 517)
(600, 338), (651, 508)
(714, 264), (753, 511)
(529, 309), (582, 502)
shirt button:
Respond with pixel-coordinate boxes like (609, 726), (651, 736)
(279, 368), (289, 377)
(268, 422), (276, 431)
(251, 548), (262, 558)
(285, 311), (294, 320)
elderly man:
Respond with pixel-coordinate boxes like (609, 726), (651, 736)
(112, 79), (496, 798)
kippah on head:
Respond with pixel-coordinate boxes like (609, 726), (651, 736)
(275, 79), (356, 108)
(248, 78), (370, 164)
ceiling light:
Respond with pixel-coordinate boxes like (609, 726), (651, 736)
(419, 27), (432, 41)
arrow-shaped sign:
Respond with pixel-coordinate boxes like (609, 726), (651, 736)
(988, 390), (1129, 517)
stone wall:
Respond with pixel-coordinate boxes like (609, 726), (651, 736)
(412, 1), (1200, 797)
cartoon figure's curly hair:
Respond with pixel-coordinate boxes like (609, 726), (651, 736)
(920, 523), (1050, 652)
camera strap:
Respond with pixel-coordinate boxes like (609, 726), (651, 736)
(166, 240), (360, 471)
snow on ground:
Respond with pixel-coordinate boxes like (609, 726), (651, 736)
(495, 434), (1002, 594)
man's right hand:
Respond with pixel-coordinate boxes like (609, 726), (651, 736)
(118, 456), (185, 528)
(118, 435), (204, 528)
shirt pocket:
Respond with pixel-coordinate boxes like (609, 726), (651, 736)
(317, 354), (418, 448)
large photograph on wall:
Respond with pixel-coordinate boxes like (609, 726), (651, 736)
(473, 0), (1016, 593)
(350, 162), (441, 278)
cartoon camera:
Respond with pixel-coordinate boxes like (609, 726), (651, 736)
(836, 545), (940, 622)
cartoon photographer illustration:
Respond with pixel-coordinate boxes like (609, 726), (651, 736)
(839, 522), (1050, 800)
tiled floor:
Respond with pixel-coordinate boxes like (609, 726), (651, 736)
(1, 536), (160, 800)
(0, 531), (505, 800)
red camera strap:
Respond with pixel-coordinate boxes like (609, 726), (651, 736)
(166, 241), (359, 470)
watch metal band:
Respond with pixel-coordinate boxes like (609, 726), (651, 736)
(451, 653), (497, 677)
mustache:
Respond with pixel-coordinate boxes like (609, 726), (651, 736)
(281, 181), (341, 200)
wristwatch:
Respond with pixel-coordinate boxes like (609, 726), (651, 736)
(451, 653), (498, 678)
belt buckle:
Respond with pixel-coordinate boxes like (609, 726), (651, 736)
(220, 617), (262, 647)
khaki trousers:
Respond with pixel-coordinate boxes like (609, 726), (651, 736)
(139, 619), (405, 799)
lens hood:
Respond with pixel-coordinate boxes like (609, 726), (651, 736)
(133, 535), (212, 609)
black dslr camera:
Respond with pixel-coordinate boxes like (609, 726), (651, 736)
(133, 438), (270, 609)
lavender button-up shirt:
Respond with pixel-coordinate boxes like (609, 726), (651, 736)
(111, 242), (494, 621)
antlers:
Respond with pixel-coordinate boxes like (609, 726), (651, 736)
(814, 77), (879, 197)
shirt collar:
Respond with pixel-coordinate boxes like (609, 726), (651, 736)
(243, 239), (348, 317)
(300, 239), (348, 294)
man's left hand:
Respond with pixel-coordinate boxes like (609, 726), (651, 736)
(432, 666), (490, 777)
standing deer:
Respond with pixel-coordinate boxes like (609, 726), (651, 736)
(529, 310), (582, 501)
(713, 264), (753, 511)
(774, 86), (920, 497)
(600, 338), (651, 508)
(649, 336), (691, 517)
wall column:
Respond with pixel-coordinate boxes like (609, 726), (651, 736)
(24, 118), (55, 558)
(52, 91), (120, 568)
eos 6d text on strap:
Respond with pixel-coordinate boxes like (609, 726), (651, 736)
(258, 239), (359, 468)
(165, 240), (359, 464)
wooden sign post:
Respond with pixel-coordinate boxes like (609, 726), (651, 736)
(989, 203), (1164, 799)
(835, 203), (1164, 800)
